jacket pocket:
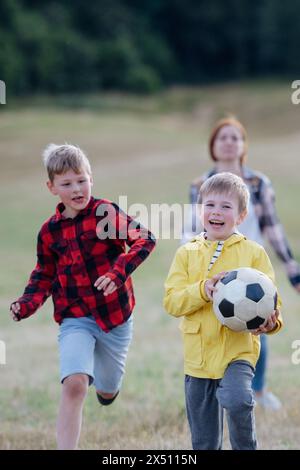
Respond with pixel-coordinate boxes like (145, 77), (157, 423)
(50, 241), (72, 266)
(80, 230), (107, 258)
(80, 230), (123, 264)
(180, 320), (203, 367)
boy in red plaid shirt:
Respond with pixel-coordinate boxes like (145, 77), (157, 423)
(10, 144), (156, 449)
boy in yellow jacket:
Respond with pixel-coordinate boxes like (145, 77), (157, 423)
(164, 172), (283, 450)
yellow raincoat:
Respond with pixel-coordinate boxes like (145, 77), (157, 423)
(163, 233), (283, 379)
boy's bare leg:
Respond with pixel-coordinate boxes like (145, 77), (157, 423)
(57, 374), (89, 450)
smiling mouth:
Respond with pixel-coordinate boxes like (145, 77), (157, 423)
(209, 220), (224, 226)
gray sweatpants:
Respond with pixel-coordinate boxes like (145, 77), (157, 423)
(185, 360), (257, 450)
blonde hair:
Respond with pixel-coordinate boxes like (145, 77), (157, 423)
(199, 172), (249, 214)
(209, 117), (248, 164)
(42, 143), (91, 182)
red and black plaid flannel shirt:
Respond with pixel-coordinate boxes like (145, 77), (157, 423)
(15, 196), (156, 332)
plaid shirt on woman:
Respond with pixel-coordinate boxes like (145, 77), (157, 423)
(183, 166), (300, 287)
(14, 196), (156, 332)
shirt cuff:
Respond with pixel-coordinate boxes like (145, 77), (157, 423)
(266, 317), (283, 335)
(10, 301), (27, 321)
(104, 271), (124, 288)
(199, 280), (210, 302)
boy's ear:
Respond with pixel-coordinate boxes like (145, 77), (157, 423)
(237, 209), (248, 225)
(47, 180), (58, 195)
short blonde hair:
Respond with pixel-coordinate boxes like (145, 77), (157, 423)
(198, 172), (249, 214)
(42, 143), (92, 182)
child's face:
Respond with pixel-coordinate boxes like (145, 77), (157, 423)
(201, 191), (247, 241)
(47, 168), (93, 218)
(213, 125), (244, 163)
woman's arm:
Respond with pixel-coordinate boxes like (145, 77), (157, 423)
(259, 176), (300, 290)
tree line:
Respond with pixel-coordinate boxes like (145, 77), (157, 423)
(1, 0), (300, 94)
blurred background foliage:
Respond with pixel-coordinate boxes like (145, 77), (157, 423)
(1, 0), (300, 95)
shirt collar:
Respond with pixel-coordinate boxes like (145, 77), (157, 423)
(54, 196), (95, 222)
(201, 231), (245, 247)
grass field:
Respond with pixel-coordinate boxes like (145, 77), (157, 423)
(0, 81), (300, 449)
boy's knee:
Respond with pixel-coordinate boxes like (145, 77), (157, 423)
(63, 374), (89, 400)
(217, 388), (254, 413)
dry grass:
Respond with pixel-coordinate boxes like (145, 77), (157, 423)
(0, 82), (300, 449)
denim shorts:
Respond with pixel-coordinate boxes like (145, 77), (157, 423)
(58, 315), (133, 393)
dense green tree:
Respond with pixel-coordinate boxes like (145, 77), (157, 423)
(1, 0), (300, 94)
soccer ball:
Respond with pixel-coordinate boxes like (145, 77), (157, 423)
(213, 267), (278, 332)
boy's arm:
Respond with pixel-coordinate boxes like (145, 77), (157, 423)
(253, 245), (283, 335)
(163, 246), (210, 317)
(103, 204), (156, 288)
(10, 231), (56, 320)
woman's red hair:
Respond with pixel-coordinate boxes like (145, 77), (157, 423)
(209, 117), (248, 164)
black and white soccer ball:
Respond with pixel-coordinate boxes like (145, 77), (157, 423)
(213, 267), (278, 332)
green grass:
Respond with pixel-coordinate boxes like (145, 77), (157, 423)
(1, 80), (300, 449)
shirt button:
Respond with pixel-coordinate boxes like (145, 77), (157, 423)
(77, 256), (81, 261)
